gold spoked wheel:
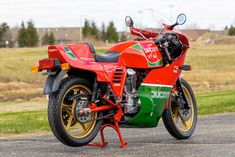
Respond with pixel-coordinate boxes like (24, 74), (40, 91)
(171, 86), (194, 132)
(61, 85), (97, 138)
(162, 79), (197, 139)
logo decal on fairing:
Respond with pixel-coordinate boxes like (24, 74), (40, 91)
(63, 46), (78, 60)
(151, 91), (170, 99)
(131, 43), (163, 67)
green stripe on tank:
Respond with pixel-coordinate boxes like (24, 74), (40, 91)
(131, 44), (142, 51)
(148, 59), (163, 67)
(63, 46), (77, 59)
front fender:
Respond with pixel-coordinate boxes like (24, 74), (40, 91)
(43, 70), (68, 94)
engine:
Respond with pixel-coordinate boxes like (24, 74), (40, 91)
(122, 68), (140, 115)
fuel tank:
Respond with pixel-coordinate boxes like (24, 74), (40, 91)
(109, 40), (163, 68)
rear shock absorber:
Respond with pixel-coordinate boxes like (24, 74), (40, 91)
(91, 79), (99, 102)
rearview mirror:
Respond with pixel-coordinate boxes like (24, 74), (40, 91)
(176, 13), (186, 25)
(125, 16), (134, 27)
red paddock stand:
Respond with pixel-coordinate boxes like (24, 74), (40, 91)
(87, 104), (127, 148)
(87, 122), (127, 148)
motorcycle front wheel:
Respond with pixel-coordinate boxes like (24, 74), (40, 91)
(48, 77), (102, 147)
(162, 79), (197, 139)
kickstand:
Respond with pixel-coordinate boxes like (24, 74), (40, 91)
(87, 122), (127, 148)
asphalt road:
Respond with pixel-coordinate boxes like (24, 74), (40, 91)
(0, 113), (235, 157)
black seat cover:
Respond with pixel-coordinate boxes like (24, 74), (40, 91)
(93, 52), (120, 63)
(86, 42), (120, 63)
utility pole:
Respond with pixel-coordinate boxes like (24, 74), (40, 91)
(168, 4), (174, 22)
(80, 15), (83, 42)
(137, 10), (143, 29)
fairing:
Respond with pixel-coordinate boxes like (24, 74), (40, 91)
(128, 51), (187, 127)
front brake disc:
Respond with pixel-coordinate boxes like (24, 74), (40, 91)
(178, 107), (192, 121)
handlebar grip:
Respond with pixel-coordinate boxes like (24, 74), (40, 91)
(154, 38), (166, 45)
(162, 45), (172, 62)
(154, 39), (172, 63)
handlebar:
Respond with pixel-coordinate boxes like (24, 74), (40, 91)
(154, 38), (172, 63)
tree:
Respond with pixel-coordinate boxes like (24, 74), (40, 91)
(228, 25), (235, 36)
(48, 32), (56, 45)
(82, 19), (92, 37)
(91, 21), (99, 39)
(106, 21), (118, 43)
(18, 20), (39, 47)
(224, 25), (228, 31)
(17, 22), (28, 47)
(0, 22), (9, 47)
(101, 23), (106, 42)
(42, 32), (56, 45)
(42, 32), (49, 45)
(120, 33), (127, 42)
(26, 20), (39, 47)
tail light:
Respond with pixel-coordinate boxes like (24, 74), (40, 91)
(32, 58), (70, 73)
(38, 58), (60, 70)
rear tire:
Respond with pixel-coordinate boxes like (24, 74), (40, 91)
(48, 77), (102, 147)
(162, 79), (197, 139)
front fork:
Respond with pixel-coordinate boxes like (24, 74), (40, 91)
(175, 79), (190, 110)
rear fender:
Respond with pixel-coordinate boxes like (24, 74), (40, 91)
(43, 70), (68, 94)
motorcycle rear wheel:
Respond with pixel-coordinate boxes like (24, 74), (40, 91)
(48, 77), (102, 147)
(162, 79), (197, 139)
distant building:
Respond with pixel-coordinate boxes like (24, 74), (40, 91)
(181, 29), (211, 41)
(37, 27), (82, 46)
(7, 26), (225, 47)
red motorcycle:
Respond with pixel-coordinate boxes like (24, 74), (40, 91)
(33, 13), (197, 148)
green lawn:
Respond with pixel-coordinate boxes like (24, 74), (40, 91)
(0, 110), (49, 136)
(0, 90), (234, 136)
(197, 90), (235, 115)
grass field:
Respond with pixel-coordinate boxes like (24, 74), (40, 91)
(1, 90), (234, 136)
(0, 44), (234, 136)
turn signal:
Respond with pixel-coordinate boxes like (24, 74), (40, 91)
(32, 66), (39, 73)
(179, 65), (192, 71)
(61, 63), (70, 70)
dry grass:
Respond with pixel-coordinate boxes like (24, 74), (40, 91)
(0, 82), (42, 101)
(0, 47), (47, 83)
(183, 44), (235, 93)
(0, 44), (234, 105)
(0, 97), (47, 113)
(197, 33), (235, 45)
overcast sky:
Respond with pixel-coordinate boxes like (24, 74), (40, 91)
(0, 0), (234, 31)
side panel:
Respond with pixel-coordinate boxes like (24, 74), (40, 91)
(128, 84), (172, 127)
(102, 65), (126, 96)
(48, 45), (109, 82)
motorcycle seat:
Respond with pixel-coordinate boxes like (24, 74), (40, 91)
(86, 42), (120, 63)
(92, 52), (120, 63)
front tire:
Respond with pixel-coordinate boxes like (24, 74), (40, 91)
(48, 77), (102, 147)
(162, 79), (197, 139)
